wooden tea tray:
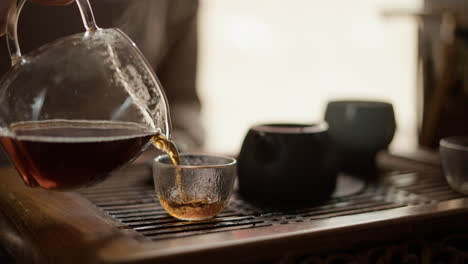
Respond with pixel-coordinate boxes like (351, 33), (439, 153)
(0, 152), (467, 263)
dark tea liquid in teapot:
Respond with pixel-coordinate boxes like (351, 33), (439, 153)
(0, 120), (154, 190)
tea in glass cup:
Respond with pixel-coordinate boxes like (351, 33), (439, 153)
(153, 153), (236, 221)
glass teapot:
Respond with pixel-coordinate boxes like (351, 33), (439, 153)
(0, 0), (172, 190)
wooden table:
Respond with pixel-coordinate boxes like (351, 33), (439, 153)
(0, 152), (467, 263)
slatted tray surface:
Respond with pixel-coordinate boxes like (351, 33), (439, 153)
(79, 155), (465, 242)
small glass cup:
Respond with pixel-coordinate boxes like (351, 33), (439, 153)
(153, 153), (236, 221)
(440, 136), (468, 195)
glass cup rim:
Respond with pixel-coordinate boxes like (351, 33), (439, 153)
(154, 153), (237, 169)
(440, 136), (468, 151)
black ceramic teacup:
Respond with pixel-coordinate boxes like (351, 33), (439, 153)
(237, 122), (338, 204)
(324, 100), (396, 176)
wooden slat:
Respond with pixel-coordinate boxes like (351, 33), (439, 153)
(0, 167), (143, 263)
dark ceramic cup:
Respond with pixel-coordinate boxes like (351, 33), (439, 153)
(237, 122), (338, 204)
(324, 100), (396, 176)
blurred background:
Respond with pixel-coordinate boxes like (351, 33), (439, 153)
(1, 0), (466, 156)
(197, 0), (421, 154)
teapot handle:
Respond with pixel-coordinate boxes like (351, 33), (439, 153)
(6, 0), (99, 66)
